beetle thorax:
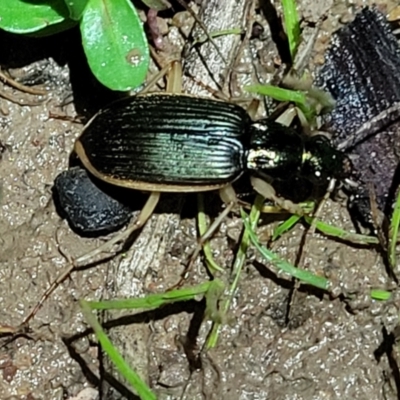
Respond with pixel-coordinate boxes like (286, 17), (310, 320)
(247, 148), (282, 170)
(246, 119), (304, 180)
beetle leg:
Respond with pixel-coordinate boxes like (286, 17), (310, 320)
(250, 176), (304, 216)
(200, 185), (237, 243)
(73, 191), (161, 265)
(166, 60), (182, 94)
(183, 185), (236, 276)
(140, 60), (182, 95)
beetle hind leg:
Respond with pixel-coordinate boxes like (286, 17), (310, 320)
(75, 192), (161, 264)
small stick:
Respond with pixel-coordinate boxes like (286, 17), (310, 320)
(0, 69), (47, 96)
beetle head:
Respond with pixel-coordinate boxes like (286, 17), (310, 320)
(301, 135), (349, 184)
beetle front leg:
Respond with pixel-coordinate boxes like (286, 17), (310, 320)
(250, 176), (304, 216)
(184, 186), (236, 275)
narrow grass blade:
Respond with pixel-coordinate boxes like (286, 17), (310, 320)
(80, 300), (156, 400)
(242, 210), (329, 290)
(273, 214), (302, 241)
(87, 281), (212, 311)
(303, 216), (379, 245)
(281, 0), (301, 57)
(370, 289), (392, 301)
(244, 85), (314, 120)
(206, 195), (263, 349)
(388, 190), (400, 269)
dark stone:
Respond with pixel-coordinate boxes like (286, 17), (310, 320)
(53, 167), (135, 235)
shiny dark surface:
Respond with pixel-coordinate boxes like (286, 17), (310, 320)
(247, 119), (304, 180)
(316, 7), (400, 224)
(78, 94), (249, 186)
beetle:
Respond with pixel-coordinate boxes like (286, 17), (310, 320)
(68, 91), (347, 236)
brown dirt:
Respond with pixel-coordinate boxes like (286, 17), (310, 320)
(0, 1), (399, 399)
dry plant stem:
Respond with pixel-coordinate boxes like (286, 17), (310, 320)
(175, 0), (229, 66)
(368, 182), (387, 250)
(229, 0), (256, 97)
(0, 69), (47, 95)
(0, 89), (44, 106)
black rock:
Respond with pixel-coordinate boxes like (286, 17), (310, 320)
(54, 167), (135, 235)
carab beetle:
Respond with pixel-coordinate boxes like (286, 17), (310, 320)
(67, 89), (347, 237)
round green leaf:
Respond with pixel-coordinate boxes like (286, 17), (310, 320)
(81, 0), (149, 91)
(0, 0), (69, 33)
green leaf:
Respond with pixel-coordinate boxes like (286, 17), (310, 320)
(64, 0), (89, 20)
(81, 0), (150, 91)
(0, 0), (69, 34)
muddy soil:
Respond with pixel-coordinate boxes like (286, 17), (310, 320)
(1, 1), (400, 399)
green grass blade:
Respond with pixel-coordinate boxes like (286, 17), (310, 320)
(281, 0), (301, 58)
(272, 214), (302, 241)
(245, 84), (305, 103)
(80, 300), (156, 400)
(206, 196), (263, 349)
(81, 0), (149, 91)
(370, 289), (392, 301)
(388, 190), (400, 269)
(303, 216), (379, 245)
(244, 85), (314, 120)
(242, 209), (329, 290)
(87, 282), (212, 311)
